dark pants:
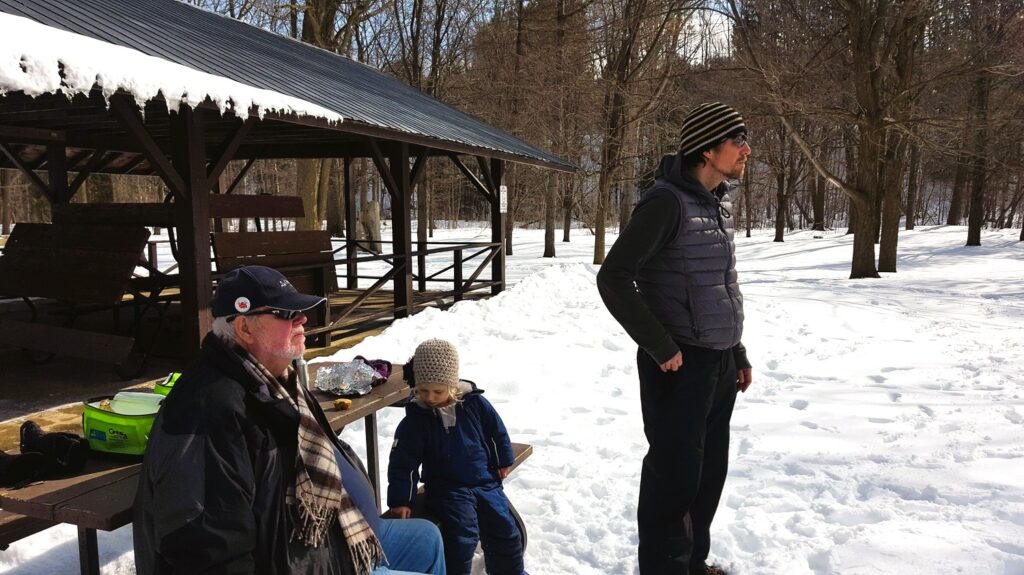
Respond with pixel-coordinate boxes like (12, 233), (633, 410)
(428, 483), (524, 575)
(636, 345), (738, 575)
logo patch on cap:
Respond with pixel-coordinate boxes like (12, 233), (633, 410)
(234, 297), (251, 313)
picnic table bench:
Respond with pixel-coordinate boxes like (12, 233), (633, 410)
(0, 362), (534, 573)
(0, 222), (172, 378)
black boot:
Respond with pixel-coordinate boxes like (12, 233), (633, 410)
(20, 421), (90, 476)
(0, 450), (47, 487)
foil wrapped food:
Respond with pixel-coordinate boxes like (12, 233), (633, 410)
(315, 361), (383, 397)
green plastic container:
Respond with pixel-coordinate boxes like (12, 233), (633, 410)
(82, 392), (165, 456)
(154, 372), (181, 396)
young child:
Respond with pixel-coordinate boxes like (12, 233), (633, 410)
(387, 339), (525, 575)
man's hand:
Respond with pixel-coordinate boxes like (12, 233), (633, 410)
(737, 368), (753, 393)
(660, 351), (683, 372)
(389, 506), (412, 519)
(497, 467), (511, 480)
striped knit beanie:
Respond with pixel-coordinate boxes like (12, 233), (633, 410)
(413, 339), (460, 388)
(678, 102), (747, 156)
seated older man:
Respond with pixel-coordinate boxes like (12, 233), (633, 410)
(134, 265), (445, 575)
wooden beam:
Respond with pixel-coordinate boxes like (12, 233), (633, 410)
(120, 155), (148, 175)
(67, 149), (111, 200)
(46, 143), (68, 203)
(52, 203), (176, 227)
(208, 194), (305, 218)
(490, 158), (506, 295)
(0, 125), (65, 145)
(206, 117), (255, 184)
(390, 143), (413, 318)
(256, 109), (574, 173)
(170, 107), (213, 357)
(448, 153), (492, 201)
(109, 95), (186, 198)
(477, 156), (495, 191)
(410, 151), (428, 187)
(224, 157), (255, 195)
(343, 156), (358, 290)
(66, 149), (94, 171)
(367, 138), (399, 197)
(0, 142), (54, 202)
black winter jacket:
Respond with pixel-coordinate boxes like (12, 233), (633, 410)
(598, 153), (749, 366)
(133, 334), (369, 575)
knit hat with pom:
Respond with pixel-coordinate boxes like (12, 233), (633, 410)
(413, 339), (460, 388)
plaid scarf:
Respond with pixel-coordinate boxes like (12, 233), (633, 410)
(234, 348), (384, 575)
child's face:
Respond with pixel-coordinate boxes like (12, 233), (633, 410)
(416, 383), (452, 408)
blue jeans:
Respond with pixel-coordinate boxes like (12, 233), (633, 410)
(373, 518), (447, 575)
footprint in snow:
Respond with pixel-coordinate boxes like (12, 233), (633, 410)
(737, 437), (752, 455)
(801, 421), (819, 430)
(790, 399), (809, 410)
(570, 407), (590, 414)
(765, 359), (779, 370)
(603, 407), (628, 415)
(602, 339), (622, 351)
(867, 374), (887, 383)
(889, 392), (902, 402)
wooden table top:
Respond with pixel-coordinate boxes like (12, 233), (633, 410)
(0, 361), (408, 531)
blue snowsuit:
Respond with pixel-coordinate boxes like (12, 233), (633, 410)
(387, 381), (523, 575)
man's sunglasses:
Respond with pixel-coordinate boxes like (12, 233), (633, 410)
(727, 133), (750, 147)
(229, 308), (305, 321)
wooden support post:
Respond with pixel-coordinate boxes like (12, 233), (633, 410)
(390, 143), (413, 318)
(148, 241), (159, 271)
(344, 156), (358, 290)
(454, 248), (463, 302)
(77, 527), (99, 575)
(490, 158), (505, 295)
(365, 412), (381, 512)
(46, 142), (68, 204)
(171, 107), (212, 357)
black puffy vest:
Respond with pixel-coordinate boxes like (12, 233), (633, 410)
(634, 158), (744, 350)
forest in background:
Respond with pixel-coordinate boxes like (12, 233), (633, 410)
(1, 0), (1021, 278)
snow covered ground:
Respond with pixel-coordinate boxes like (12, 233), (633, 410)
(2, 224), (1023, 574)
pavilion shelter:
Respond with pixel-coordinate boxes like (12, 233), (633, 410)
(0, 0), (571, 360)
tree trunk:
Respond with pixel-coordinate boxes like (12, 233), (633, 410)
(562, 187), (573, 242)
(905, 141), (920, 230)
(878, 131), (907, 273)
(773, 171), (786, 242)
(850, 127), (882, 278)
(295, 159), (320, 231)
(947, 147), (968, 225)
(328, 159), (345, 236)
(811, 172), (825, 232)
(544, 172), (556, 257)
(744, 164), (753, 238)
(966, 70), (991, 246)
(417, 178), (428, 252)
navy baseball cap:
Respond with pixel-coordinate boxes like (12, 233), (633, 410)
(211, 265), (326, 318)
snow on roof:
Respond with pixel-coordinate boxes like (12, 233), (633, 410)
(0, 11), (342, 123)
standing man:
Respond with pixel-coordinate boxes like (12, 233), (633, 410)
(597, 102), (754, 575)
(134, 265), (446, 575)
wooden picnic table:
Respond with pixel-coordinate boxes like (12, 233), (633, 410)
(0, 363), (412, 575)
